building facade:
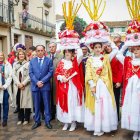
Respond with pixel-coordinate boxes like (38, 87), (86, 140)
(0, 0), (56, 56)
(105, 20), (130, 41)
(55, 14), (64, 42)
(0, 0), (14, 55)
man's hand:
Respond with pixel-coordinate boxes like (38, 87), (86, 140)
(115, 83), (121, 88)
(0, 86), (4, 90)
(37, 81), (44, 88)
(91, 87), (96, 95)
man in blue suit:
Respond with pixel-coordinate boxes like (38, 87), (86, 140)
(29, 45), (53, 130)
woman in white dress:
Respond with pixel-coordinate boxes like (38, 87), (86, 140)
(84, 42), (118, 136)
(55, 48), (84, 131)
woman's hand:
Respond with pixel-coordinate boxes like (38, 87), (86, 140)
(115, 82), (121, 88)
(18, 83), (24, 89)
(62, 76), (68, 83)
(91, 87), (96, 95)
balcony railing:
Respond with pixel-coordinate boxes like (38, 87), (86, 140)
(43, 0), (52, 8)
(0, 2), (14, 26)
(19, 12), (55, 37)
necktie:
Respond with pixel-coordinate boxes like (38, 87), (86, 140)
(39, 58), (43, 70)
(51, 54), (54, 60)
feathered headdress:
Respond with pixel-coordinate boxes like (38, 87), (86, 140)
(58, 0), (82, 50)
(124, 0), (140, 47)
(81, 0), (110, 44)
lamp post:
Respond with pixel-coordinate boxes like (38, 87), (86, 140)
(8, 0), (20, 49)
(37, 7), (44, 30)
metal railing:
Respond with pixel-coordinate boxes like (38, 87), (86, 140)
(0, 2), (14, 24)
(19, 12), (55, 34)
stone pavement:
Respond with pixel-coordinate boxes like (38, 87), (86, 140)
(0, 107), (133, 140)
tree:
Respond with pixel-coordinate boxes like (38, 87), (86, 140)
(60, 16), (87, 39)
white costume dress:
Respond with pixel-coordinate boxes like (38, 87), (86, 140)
(117, 52), (140, 131)
(84, 43), (118, 132)
(56, 49), (85, 123)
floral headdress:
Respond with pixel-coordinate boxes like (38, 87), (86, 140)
(124, 0), (140, 47)
(81, 0), (110, 44)
(58, 0), (82, 50)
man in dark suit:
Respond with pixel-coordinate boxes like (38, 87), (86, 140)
(29, 45), (53, 130)
(48, 42), (62, 120)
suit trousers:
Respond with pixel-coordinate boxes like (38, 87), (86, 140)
(32, 90), (51, 124)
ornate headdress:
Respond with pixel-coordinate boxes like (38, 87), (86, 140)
(13, 43), (26, 51)
(81, 0), (110, 44)
(124, 0), (140, 47)
(58, 0), (82, 50)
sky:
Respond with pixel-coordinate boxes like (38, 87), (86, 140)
(55, 0), (131, 23)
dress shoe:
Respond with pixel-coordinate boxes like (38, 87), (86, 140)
(69, 122), (76, 132)
(93, 132), (104, 136)
(45, 122), (52, 129)
(17, 121), (22, 125)
(62, 123), (69, 131)
(2, 121), (7, 127)
(23, 121), (29, 125)
(31, 122), (41, 130)
(13, 108), (19, 113)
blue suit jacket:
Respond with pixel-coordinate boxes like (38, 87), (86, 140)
(29, 57), (53, 92)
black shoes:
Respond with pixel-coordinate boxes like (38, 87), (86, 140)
(31, 122), (41, 130)
(45, 122), (52, 129)
(13, 108), (19, 114)
(2, 121), (7, 127)
(31, 121), (52, 130)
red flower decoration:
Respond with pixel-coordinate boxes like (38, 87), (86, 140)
(82, 31), (86, 36)
(127, 30), (131, 34)
(132, 25), (137, 30)
(100, 57), (104, 61)
(96, 67), (103, 75)
(93, 24), (99, 30)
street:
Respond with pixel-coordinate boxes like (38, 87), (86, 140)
(0, 107), (133, 140)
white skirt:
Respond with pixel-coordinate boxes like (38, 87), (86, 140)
(84, 79), (118, 132)
(57, 80), (84, 123)
(121, 75), (140, 131)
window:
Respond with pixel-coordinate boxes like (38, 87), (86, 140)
(25, 35), (33, 50)
(14, 34), (19, 44)
(122, 27), (126, 32)
(110, 28), (114, 33)
(46, 40), (50, 53)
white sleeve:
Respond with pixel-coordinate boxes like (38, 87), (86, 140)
(109, 42), (118, 61)
(3, 63), (12, 89)
(116, 51), (125, 65)
(57, 75), (63, 83)
(88, 80), (95, 88)
(116, 45), (128, 65)
(76, 48), (83, 65)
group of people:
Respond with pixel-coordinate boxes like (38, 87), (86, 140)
(0, 31), (139, 138)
